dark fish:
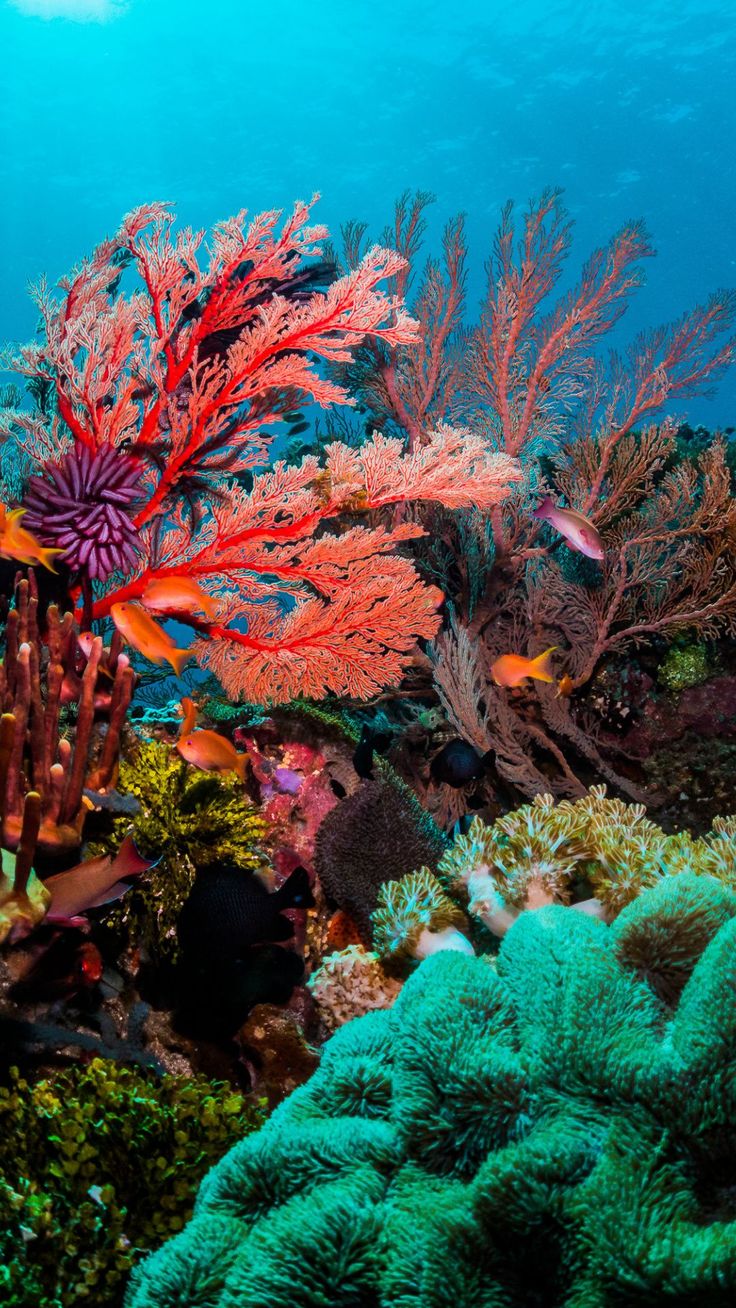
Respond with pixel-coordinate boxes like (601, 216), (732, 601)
(178, 864), (314, 962)
(329, 778), (347, 799)
(176, 945), (305, 1039)
(286, 420), (309, 435)
(352, 725), (392, 780)
(430, 739), (494, 788)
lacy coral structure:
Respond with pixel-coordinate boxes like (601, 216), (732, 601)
(1, 198), (520, 702)
(334, 190), (736, 798)
(127, 874), (736, 1307)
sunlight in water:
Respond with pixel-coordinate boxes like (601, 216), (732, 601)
(9, 0), (126, 20)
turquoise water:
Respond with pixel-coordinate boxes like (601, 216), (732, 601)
(1, 0), (734, 425)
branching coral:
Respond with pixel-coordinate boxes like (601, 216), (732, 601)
(127, 875), (736, 1307)
(96, 739), (267, 958)
(0, 198), (520, 703)
(332, 190), (736, 800)
(0, 1058), (263, 1308)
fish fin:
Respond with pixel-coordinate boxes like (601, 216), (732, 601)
(530, 646), (557, 682)
(167, 646), (192, 678)
(532, 496), (554, 520)
(111, 832), (159, 878)
(6, 508), (26, 526)
(201, 594), (219, 620)
(277, 864), (315, 911)
(179, 696), (197, 737)
(235, 752), (250, 783)
(37, 547), (65, 574)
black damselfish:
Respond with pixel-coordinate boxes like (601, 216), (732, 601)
(352, 724), (392, 780)
(430, 739), (494, 788)
(178, 864), (314, 962)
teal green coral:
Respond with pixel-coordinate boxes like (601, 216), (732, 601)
(0, 1058), (264, 1308)
(126, 874), (736, 1306)
(98, 739), (267, 958)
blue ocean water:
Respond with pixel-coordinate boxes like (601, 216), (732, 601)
(0, 0), (734, 425)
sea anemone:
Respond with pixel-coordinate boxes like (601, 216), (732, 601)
(22, 442), (144, 581)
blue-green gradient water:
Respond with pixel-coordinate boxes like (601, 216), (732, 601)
(1, 0), (734, 426)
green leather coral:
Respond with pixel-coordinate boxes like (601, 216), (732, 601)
(126, 873), (736, 1307)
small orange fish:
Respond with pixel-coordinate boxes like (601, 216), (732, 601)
(110, 602), (191, 676)
(142, 577), (218, 620)
(0, 506), (64, 573)
(176, 727), (249, 781)
(556, 674), (574, 698)
(491, 646), (557, 688)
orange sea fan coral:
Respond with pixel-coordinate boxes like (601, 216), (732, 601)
(1, 198), (521, 702)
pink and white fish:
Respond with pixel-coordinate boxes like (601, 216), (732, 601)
(532, 496), (605, 560)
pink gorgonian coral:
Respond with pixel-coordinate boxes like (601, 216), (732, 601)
(23, 442), (144, 582)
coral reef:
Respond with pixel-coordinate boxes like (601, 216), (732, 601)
(1, 199), (520, 703)
(314, 776), (449, 939)
(96, 739), (267, 958)
(332, 191), (736, 801)
(126, 875), (736, 1307)
(0, 1058), (263, 1308)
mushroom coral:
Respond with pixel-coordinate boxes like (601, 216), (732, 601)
(126, 874), (736, 1307)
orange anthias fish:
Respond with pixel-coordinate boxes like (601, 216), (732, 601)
(176, 727), (250, 781)
(141, 577), (218, 620)
(0, 505), (64, 573)
(110, 602), (191, 676)
(491, 646), (557, 688)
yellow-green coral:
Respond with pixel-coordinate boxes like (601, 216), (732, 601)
(99, 740), (267, 959)
(435, 785), (736, 922)
(372, 867), (468, 961)
(658, 640), (710, 691)
(0, 1058), (264, 1308)
(0, 848), (50, 944)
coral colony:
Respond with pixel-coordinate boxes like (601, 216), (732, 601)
(0, 191), (735, 1306)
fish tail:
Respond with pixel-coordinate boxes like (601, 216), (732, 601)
(531, 646), (557, 682)
(37, 547), (65, 574)
(532, 495), (554, 520)
(201, 593), (219, 620)
(235, 751), (250, 783)
(179, 696), (197, 736)
(277, 864), (314, 911)
(167, 646), (192, 678)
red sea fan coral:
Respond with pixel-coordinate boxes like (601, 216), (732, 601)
(1, 197), (521, 702)
(22, 443), (143, 581)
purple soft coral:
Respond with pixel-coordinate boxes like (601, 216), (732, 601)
(23, 443), (143, 582)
